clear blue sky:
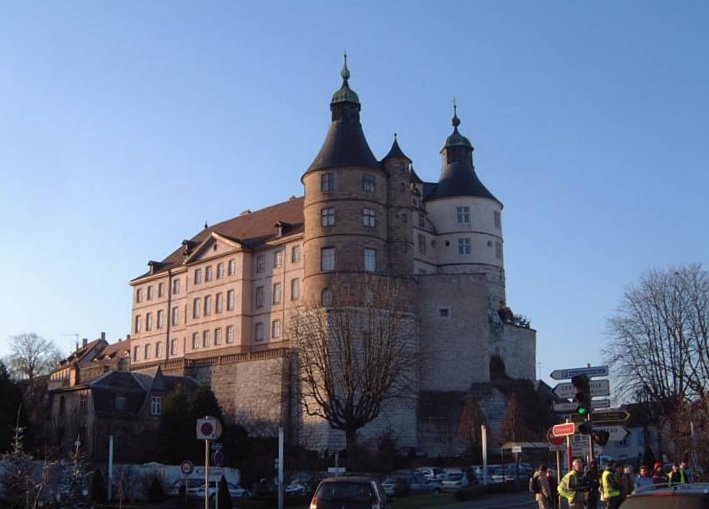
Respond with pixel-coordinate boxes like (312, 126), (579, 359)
(1, 1), (708, 388)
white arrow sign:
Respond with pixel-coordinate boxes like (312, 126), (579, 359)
(592, 399), (611, 409)
(552, 379), (611, 399)
(593, 425), (629, 442)
(553, 401), (579, 413)
(550, 366), (609, 380)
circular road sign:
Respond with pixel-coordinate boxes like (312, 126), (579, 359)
(547, 427), (566, 446)
(180, 460), (194, 475)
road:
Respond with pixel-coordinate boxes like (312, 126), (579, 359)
(435, 491), (536, 509)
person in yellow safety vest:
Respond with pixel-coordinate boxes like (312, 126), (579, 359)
(601, 461), (622, 509)
(668, 463), (687, 485)
(558, 459), (585, 509)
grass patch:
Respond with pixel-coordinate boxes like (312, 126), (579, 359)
(392, 492), (457, 509)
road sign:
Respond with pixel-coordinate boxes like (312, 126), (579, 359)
(196, 416), (223, 440)
(592, 409), (630, 424)
(592, 399), (611, 409)
(550, 365), (609, 380)
(593, 425), (629, 442)
(553, 401), (580, 413)
(180, 460), (194, 475)
(552, 379), (611, 399)
(511, 445), (523, 454)
(551, 422), (576, 437)
(546, 427), (565, 446)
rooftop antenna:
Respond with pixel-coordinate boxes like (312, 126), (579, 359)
(63, 333), (79, 352)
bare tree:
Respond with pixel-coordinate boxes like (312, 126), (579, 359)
(604, 264), (709, 413)
(287, 275), (420, 462)
(458, 394), (487, 453)
(499, 393), (532, 444)
(5, 333), (63, 381)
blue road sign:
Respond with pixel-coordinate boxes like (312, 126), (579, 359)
(549, 365), (609, 380)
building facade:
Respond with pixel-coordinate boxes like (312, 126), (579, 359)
(128, 60), (536, 454)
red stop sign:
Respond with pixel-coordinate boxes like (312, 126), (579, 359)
(201, 422), (215, 436)
(547, 426), (566, 446)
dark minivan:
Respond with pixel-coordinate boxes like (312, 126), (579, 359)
(310, 476), (389, 509)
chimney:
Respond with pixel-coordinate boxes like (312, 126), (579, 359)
(82, 338), (88, 347)
(101, 331), (106, 341)
(126, 334), (131, 341)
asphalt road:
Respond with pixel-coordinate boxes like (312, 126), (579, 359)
(435, 491), (537, 509)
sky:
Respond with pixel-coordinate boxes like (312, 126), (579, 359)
(1, 1), (708, 389)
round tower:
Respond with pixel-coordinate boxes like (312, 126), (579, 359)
(424, 107), (506, 305)
(301, 57), (389, 303)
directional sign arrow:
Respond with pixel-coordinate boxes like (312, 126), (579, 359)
(553, 401), (579, 413)
(552, 379), (611, 399)
(593, 425), (629, 442)
(591, 409), (630, 424)
(592, 399), (611, 410)
(550, 365), (609, 380)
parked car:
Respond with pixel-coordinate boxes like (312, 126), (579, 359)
(440, 472), (470, 491)
(409, 474), (443, 494)
(381, 474), (411, 497)
(413, 467), (446, 482)
(309, 476), (389, 509)
(187, 481), (251, 500)
(620, 482), (709, 508)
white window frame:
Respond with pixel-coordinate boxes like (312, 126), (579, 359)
(272, 319), (282, 339)
(216, 263), (224, 279)
(458, 238), (471, 255)
(273, 282), (282, 304)
(363, 208), (376, 228)
(151, 396), (162, 416)
(255, 322), (265, 342)
(364, 248), (376, 272)
(321, 172), (334, 192)
(226, 326), (235, 344)
(321, 207), (335, 226)
(291, 278), (300, 301)
(227, 290), (235, 311)
(255, 286), (264, 308)
(321, 248), (335, 272)
(457, 206), (471, 224)
(291, 245), (300, 263)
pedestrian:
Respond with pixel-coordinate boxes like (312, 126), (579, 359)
(601, 461), (622, 509)
(668, 463), (687, 486)
(583, 461), (600, 509)
(680, 461), (693, 483)
(547, 469), (559, 509)
(652, 461), (667, 485)
(618, 464), (634, 505)
(636, 464), (654, 491)
(531, 464), (552, 509)
(558, 459), (585, 509)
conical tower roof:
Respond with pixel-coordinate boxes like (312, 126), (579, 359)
(382, 134), (411, 162)
(305, 56), (379, 175)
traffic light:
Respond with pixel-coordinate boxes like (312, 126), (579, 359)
(593, 430), (610, 446)
(577, 421), (593, 435)
(571, 374), (591, 416)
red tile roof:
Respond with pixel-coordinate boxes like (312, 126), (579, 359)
(133, 197), (304, 280)
(94, 338), (132, 361)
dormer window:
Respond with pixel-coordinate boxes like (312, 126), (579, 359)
(151, 396), (162, 415)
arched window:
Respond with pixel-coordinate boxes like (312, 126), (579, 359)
(321, 288), (332, 306)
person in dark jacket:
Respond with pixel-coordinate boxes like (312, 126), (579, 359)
(547, 468), (559, 509)
(583, 461), (600, 509)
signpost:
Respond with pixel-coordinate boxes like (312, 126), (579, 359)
(551, 422), (576, 437)
(550, 366), (609, 380)
(592, 425), (629, 442)
(592, 399), (611, 410)
(553, 401), (580, 413)
(553, 379), (611, 399)
(592, 410), (630, 424)
(196, 417), (222, 509)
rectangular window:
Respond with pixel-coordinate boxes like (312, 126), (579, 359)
(202, 330), (210, 348)
(192, 332), (199, 349)
(418, 233), (427, 255)
(228, 259), (236, 276)
(291, 245), (300, 263)
(494, 210), (501, 229)
(133, 346), (139, 361)
(157, 310), (164, 329)
(193, 298), (201, 318)
(216, 263), (224, 279)
(205, 266), (213, 282)
(147, 285), (153, 301)
(321, 248), (335, 272)
(214, 328), (222, 345)
(400, 212), (407, 223)
(204, 295), (212, 316)
(496, 241), (503, 260)
(291, 278), (300, 301)
(151, 396), (162, 416)
(227, 290), (235, 311)
(458, 238), (471, 255)
(215, 293), (223, 313)
(144, 344), (151, 360)
(226, 326), (235, 344)
(146, 312), (153, 331)
(135, 315), (142, 334)
(156, 341), (163, 358)
(255, 286), (264, 308)
(256, 255), (265, 273)
(439, 308), (450, 318)
(321, 207), (335, 226)
(362, 208), (376, 227)
(362, 174), (375, 192)
(273, 282), (282, 304)
(320, 172), (334, 192)
(457, 206), (471, 224)
(172, 278), (180, 295)
(136, 288), (143, 303)
(272, 320), (282, 339)
(364, 248), (376, 272)
(170, 338), (178, 356)
(194, 268), (202, 284)
(274, 250), (283, 267)
(158, 283), (164, 298)
(171, 306), (179, 326)
(80, 393), (87, 413)
(418, 213), (425, 228)
(255, 322), (264, 342)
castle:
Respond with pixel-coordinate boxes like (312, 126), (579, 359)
(128, 59), (536, 455)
